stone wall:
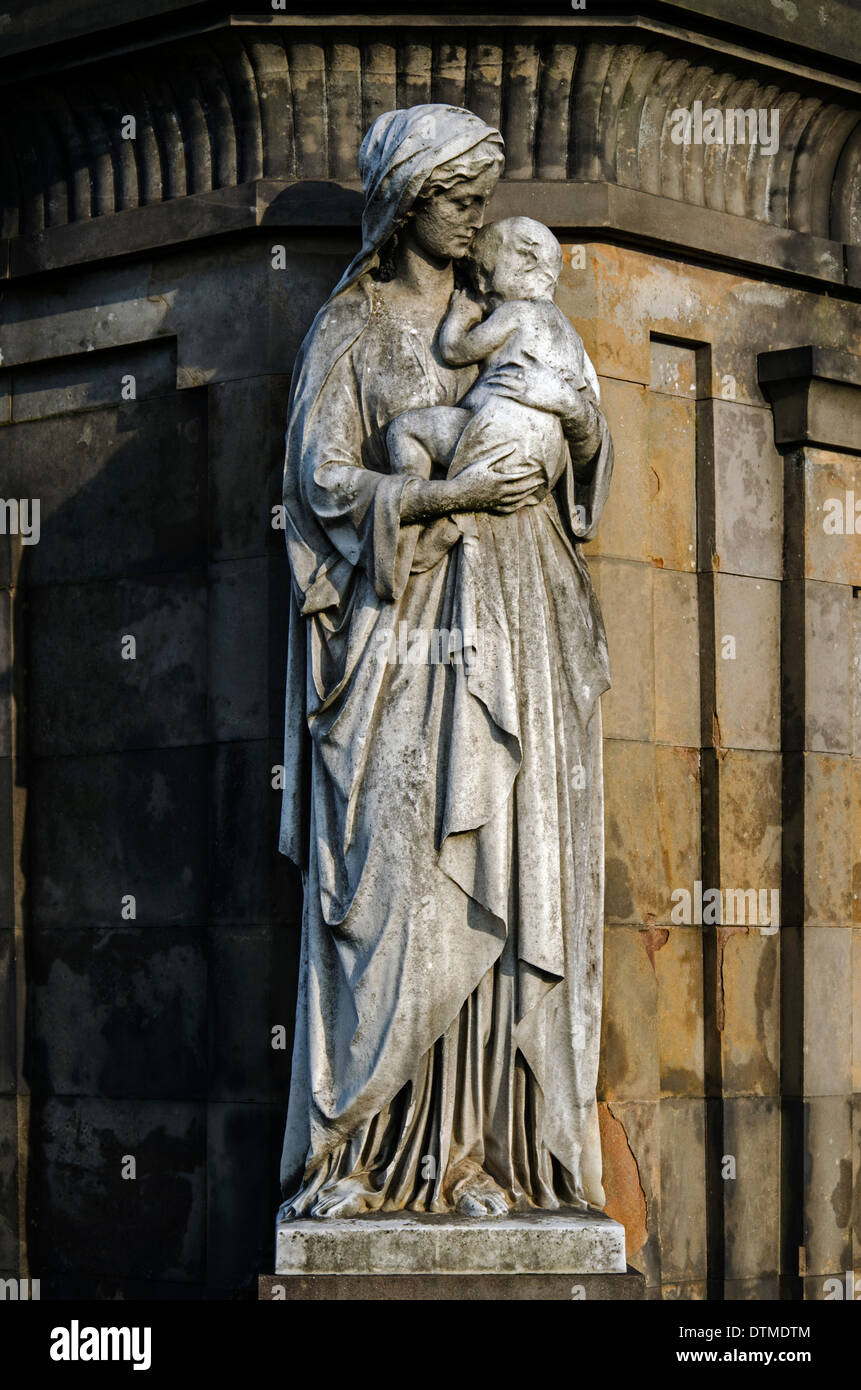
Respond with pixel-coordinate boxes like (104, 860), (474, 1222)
(568, 244), (860, 1298)
(1, 3), (859, 1299)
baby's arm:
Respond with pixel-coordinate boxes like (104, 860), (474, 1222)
(439, 292), (521, 367)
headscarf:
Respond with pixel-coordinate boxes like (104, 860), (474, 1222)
(328, 104), (504, 300)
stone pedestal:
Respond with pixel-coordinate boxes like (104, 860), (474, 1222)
(261, 1209), (643, 1300)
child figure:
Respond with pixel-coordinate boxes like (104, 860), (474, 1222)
(387, 216), (590, 510)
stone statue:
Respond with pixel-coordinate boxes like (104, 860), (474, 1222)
(277, 104), (614, 1222)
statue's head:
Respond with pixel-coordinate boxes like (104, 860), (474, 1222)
(407, 135), (505, 263)
(468, 217), (563, 303)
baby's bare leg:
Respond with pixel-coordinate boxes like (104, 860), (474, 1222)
(386, 407), (472, 478)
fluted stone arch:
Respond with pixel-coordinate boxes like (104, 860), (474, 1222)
(1, 26), (858, 247)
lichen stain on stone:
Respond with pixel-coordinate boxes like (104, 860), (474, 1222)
(831, 1158), (852, 1230)
(639, 924), (669, 973)
(598, 1102), (648, 1256)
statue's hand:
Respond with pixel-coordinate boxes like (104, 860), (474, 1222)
(447, 285), (485, 324)
(446, 457), (545, 515)
(483, 360), (591, 429)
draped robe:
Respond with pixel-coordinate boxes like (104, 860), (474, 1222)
(278, 272), (613, 1214)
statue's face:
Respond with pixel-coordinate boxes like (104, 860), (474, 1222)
(410, 166), (500, 261)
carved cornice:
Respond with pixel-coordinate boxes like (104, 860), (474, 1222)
(1, 21), (859, 248)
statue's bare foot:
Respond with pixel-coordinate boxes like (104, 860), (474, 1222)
(451, 1167), (510, 1217)
(310, 1177), (371, 1219)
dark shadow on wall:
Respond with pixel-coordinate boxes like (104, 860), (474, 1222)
(6, 340), (304, 1298)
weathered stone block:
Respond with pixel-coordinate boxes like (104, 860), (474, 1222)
(803, 581), (854, 755)
(29, 574), (208, 756)
(29, 1097), (205, 1283)
(29, 748), (207, 927)
(648, 391), (697, 573)
(9, 338), (177, 423)
(0, 1096), (16, 1270)
(208, 374), (292, 563)
(589, 560), (653, 742)
(207, 556), (290, 744)
(657, 928), (704, 1096)
(208, 741), (300, 928)
(854, 601), (861, 763)
(0, 262), (166, 369)
(561, 245), (648, 388)
(259, 1270), (645, 1299)
(603, 739), (657, 923)
(599, 926), (659, 1101)
(649, 340), (697, 399)
(0, 756), (10, 928)
(853, 931), (861, 1095)
(653, 571), (700, 748)
(717, 750), (781, 895)
(712, 400), (783, 581)
(582, 378), (649, 564)
(659, 1099), (707, 1283)
(723, 1096), (780, 1280)
(29, 926), (206, 1099)
(803, 1096), (853, 1279)
(855, 759), (861, 924)
(208, 1102), (284, 1291)
(0, 759), (11, 928)
(655, 744), (701, 923)
(720, 929), (780, 1097)
(804, 753), (853, 926)
(803, 1272), (859, 1301)
(275, 1210), (627, 1275)
(5, 395), (207, 587)
(560, 245), (861, 411)
(0, 587), (10, 759)
(802, 928), (852, 1098)
(0, 932), (15, 1095)
(799, 448), (861, 587)
(852, 1094), (861, 1270)
(599, 1099), (661, 1287)
(714, 573), (781, 751)
(207, 925), (299, 1103)
(661, 1280), (707, 1299)
(35, 1274), (208, 1301)
(147, 239), (345, 386)
(723, 1276), (780, 1299)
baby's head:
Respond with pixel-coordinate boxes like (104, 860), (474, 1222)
(467, 217), (563, 304)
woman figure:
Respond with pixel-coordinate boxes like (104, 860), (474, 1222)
(278, 104), (613, 1219)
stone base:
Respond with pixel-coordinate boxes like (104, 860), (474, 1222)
(274, 1207), (627, 1283)
(259, 1270), (644, 1300)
